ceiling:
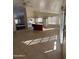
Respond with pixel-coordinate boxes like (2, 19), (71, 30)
(13, 0), (65, 17)
(33, 11), (59, 17)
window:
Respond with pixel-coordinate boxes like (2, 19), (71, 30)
(37, 18), (43, 22)
(48, 17), (57, 24)
(15, 19), (18, 24)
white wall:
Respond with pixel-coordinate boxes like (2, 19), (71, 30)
(26, 6), (34, 18)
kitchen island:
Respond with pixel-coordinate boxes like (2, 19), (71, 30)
(32, 24), (43, 31)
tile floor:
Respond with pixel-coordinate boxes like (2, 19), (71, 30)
(13, 28), (65, 59)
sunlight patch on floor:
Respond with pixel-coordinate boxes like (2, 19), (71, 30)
(22, 35), (57, 46)
(44, 49), (54, 53)
(13, 55), (25, 57)
(44, 41), (57, 53)
(43, 28), (55, 31)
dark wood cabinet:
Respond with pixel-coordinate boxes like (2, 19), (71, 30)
(32, 24), (43, 31)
